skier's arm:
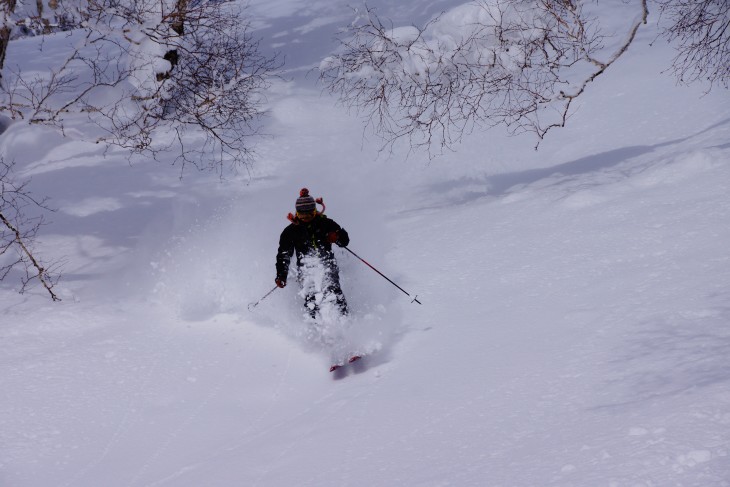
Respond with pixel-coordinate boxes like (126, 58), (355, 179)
(275, 229), (294, 285)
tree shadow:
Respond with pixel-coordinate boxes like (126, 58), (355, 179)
(407, 117), (730, 212)
(0, 115), (11, 135)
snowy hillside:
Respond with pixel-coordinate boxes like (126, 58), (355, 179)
(2, 1), (730, 486)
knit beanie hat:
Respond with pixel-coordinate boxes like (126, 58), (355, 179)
(295, 188), (316, 213)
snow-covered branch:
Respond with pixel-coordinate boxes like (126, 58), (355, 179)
(320, 0), (729, 155)
(319, 0), (621, 155)
(1, 0), (280, 174)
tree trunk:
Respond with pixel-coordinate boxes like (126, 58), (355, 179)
(170, 0), (186, 36)
(157, 0), (187, 81)
(0, 0), (18, 78)
(36, 0), (53, 34)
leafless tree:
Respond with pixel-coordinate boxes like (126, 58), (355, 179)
(1, 0), (280, 174)
(320, 0), (729, 155)
(320, 1), (649, 155)
(0, 0), (279, 299)
(655, 0), (729, 89)
(0, 158), (61, 301)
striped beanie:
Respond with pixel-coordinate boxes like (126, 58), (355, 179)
(295, 188), (316, 213)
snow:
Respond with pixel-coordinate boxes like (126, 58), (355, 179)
(2, 1), (730, 486)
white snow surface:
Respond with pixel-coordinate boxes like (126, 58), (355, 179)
(2, 1), (730, 486)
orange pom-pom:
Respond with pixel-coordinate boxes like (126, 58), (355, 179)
(299, 188), (309, 197)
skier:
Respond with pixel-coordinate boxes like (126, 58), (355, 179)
(275, 188), (350, 319)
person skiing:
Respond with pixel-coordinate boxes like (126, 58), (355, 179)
(275, 188), (350, 319)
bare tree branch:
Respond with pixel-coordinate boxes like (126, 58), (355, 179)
(540, 0), (649, 142)
(656, 0), (729, 90)
(0, 158), (61, 301)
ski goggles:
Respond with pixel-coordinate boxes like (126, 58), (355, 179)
(296, 210), (317, 218)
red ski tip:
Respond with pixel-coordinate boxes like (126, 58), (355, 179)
(331, 356), (362, 372)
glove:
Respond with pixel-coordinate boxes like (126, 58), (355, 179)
(327, 231), (339, 244)
(275, 277), (286, 288)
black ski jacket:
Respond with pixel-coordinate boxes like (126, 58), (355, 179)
(276, 214), (349, 281)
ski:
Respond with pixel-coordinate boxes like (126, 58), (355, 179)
(329, 355), (362, 372)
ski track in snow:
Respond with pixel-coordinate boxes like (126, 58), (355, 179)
(147, 383), (334, 486)
(142, 345), (293, 487)
(128, 343), (245, 486)
(60, 340), (167, 487)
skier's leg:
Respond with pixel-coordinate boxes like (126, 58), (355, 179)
(297, 264), (319, 319)
(304, 292), (318, 319)
(324, 259), (348, 316)
(334, 290), (348, 316)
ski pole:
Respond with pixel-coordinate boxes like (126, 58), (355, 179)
(344, 247), (422, 305)
(248, 285), (279, 311)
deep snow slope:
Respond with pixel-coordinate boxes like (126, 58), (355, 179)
(2, 1), (730, 486)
